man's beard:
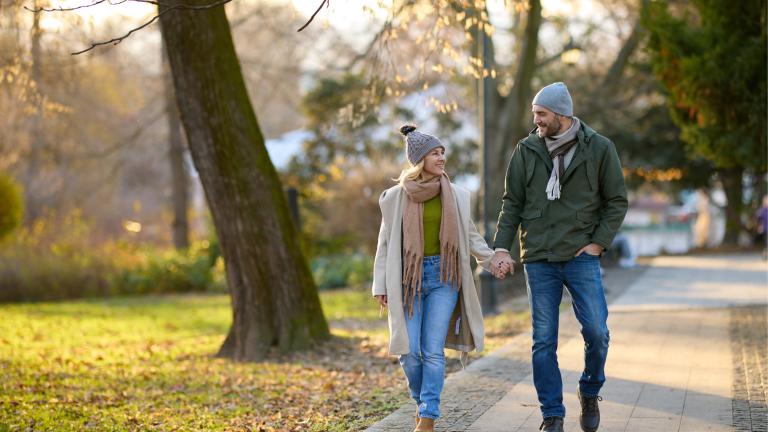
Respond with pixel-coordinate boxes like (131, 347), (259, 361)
(537, 116), (562, 138)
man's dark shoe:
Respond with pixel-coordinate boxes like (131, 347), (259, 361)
(539, 416), (564, 432)
(577, 388), (602, 432)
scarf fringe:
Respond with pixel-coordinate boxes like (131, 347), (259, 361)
(402, 248), (423, 318)
(546, 168), (561, 201)
(439, 242), (461, 291)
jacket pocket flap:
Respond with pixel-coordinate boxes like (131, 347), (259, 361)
(521, 208), (542, 220)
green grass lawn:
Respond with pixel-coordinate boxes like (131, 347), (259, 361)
(0, 288), (527, 431)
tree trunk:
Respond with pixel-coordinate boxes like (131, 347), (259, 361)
(720, 167), (744, 245)
(486, 0), (542, 220)
(25, 0), (45, 222)
(158, 0), (330, 360)
(583, 0), (648, 119)
(162, 35), (190, 250)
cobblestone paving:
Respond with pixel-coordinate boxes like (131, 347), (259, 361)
(731, 305), (768, 432)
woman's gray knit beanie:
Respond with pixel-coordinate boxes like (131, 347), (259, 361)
(400, 125), (444, 165)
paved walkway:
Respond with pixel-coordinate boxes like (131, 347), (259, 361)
(366, 254), (767, 431)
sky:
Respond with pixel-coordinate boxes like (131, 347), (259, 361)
(49, 0), (599, 40)
(34, 0), (613, 68)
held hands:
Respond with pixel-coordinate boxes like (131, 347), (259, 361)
(490, 251), (515, 279)
(575, 243), (604, 257)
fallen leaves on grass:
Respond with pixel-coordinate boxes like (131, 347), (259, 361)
(0, 292), (528, 431)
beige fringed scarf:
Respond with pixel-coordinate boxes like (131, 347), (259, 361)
(401, 173), (461, 317)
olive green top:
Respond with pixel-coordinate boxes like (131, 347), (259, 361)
(423, 194), (442, 256)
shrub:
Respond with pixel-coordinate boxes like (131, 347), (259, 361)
(311, 253), (373, 290)
(110, 242), (225, 295)
(0, 210), (225, 302)
(0, 173), (23, 242)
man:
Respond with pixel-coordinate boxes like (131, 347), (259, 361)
(491, 82), (628, 432)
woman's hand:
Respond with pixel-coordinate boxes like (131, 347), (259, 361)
(375, 295), (388, 318)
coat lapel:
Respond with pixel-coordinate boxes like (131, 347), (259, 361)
(521, 133), (554, 172)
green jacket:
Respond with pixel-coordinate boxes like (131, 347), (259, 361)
(493, 121), (628, 262)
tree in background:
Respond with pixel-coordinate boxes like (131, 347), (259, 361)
(161, 33), (190, 250)
(0, 3), (170, 240)
(288, 70), (479, 257)
(642, 0), (768, 244)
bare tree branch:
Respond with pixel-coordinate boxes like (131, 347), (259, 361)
(343, 0), (416, 70)
(296, 0), (328, 32)
(71, 14), (159, 54)
(25, 0), (111, 12)
(65, 0), (233, 55)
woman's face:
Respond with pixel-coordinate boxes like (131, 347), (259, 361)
(422, 147), (446, 178)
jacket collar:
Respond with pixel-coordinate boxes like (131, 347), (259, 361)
(520, 120), (597, 177)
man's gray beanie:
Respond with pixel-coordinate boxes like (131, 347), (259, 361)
(400, 125), (445, 165)
(532, 82), (573, 117)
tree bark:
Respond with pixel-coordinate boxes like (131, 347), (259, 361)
(583, 0), (648, 119)
(158, 0), (330, 360)
(25, 0), (45, 222)
(161, 35), (190, 250)
(486, 0), (542, 220)
(719, 167), (744, 246)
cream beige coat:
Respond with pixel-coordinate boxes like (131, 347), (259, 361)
(372, 183), (494, 357)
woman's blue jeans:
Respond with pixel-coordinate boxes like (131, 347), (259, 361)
(399, 255), (459, 420)
(524, 253), (610, 419)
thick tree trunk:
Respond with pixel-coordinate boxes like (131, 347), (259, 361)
(720, 167), (744, 245)
(158, 0), (330, 360)
(161, 36), (190, 250)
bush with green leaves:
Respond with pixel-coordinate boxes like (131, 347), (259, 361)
(0, 173), (23, 242)
(0, 210), (226, 302)
(111, 242), (226, 296)
(311, 253), (373, 290)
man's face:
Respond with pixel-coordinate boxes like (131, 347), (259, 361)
(532, 105), (562, 138)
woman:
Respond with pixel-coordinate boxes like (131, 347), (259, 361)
(372, 125), (507, 432)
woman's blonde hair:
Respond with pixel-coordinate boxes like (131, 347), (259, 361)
(394, 159), (426, 185)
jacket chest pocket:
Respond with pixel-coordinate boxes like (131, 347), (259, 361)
(564, 159), (598, 196)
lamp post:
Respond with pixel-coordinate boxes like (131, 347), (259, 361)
(478, 20), (498, 316)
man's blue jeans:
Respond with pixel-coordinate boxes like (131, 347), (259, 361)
(524, 253), (610, 418)
(399, 255), (459, 420)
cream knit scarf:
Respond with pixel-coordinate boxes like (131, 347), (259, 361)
(401, 173), (461, 317)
